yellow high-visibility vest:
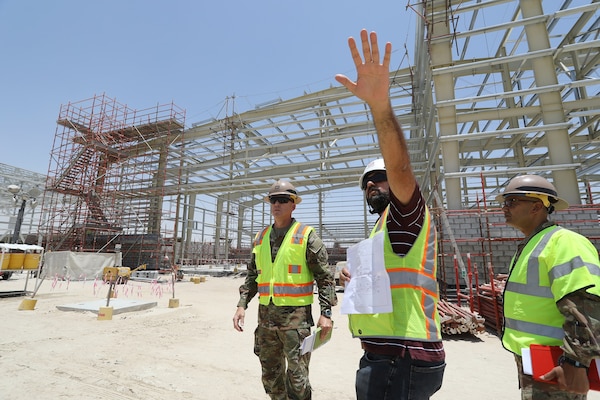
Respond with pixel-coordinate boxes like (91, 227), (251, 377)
(349, 206), (442, 341)
(502, 225), (600, 355)
(254, 222), (315, 306)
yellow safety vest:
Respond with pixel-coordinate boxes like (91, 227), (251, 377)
(349, 206), (443, 341)
(253, 222), (315, 306)
(502, 225), (600, 355)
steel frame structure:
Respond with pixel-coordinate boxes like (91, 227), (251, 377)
(172, 0), (600, 260)
(1, 0), (598, 267)
(0, 164), (47, 244)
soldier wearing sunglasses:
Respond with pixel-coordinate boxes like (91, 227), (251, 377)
(233, 179), (337, 400)
(496, 174), (600, 399)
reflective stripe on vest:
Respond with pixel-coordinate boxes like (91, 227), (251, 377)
(289, 265), (301, 273)
(253, 227), (269, 247)
(268, 282), (314, 298)
(290, 223), (310, 245)
(254, 222), (315, 306)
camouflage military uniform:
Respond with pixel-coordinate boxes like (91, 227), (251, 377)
(237, 219), (337, 400)
(509, 222), (600, 400)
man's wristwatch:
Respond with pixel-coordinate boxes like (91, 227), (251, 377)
(558, 354), (588, 370)
(321, 309), (332, 318)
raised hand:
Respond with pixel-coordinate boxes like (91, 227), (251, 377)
(335, 29), (392, 111)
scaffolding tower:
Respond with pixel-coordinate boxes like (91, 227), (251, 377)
(40, 94), (185, 269)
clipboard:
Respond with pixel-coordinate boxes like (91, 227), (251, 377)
(524, 344), (600, 391)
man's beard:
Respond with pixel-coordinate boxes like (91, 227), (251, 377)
(366, 191), (390, 214)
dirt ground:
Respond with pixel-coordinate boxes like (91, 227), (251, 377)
(1, 271), (599, 400)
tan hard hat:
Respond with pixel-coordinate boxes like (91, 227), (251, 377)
(264, 180), (302, 204)
(495, 174), (568, 212)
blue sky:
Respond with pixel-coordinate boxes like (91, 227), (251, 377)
(0, 0), (414, 174)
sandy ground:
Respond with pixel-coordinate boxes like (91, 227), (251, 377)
(1, 271), (600, 400)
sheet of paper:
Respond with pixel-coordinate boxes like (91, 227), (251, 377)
(300, 325), (333, 355)
(300, 333), (316, 355)
(340, 231), (393, 314)
(522, 348), (533, 375)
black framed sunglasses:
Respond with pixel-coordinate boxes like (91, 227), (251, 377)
(361, 171), (387, 190)
(501, 197), (540, 208)
(269, 196), (292, 204)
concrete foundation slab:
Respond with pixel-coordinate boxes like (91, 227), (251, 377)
(56, 298), (157, 315)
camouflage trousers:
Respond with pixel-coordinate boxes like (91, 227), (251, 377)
(515, 355), (587, 400)
(254, 326), (312, 400)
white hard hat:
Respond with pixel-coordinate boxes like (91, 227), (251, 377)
(358, 158), (386, 190)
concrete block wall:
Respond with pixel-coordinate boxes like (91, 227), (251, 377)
(436, 206), (600, 290)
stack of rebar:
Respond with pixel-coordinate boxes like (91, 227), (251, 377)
(438, 300), (486, 336)
(474, 274), (507, 333)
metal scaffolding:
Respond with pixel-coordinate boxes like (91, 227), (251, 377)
(40, 94), (186, 269)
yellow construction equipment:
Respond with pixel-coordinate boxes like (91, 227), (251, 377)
(102, 264), (146, 284)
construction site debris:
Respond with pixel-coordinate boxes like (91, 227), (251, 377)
(438, 300), (486, 336)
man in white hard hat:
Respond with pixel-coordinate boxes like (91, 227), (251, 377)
(497, 174), (600, 399)
(336, 30), (445, 400)
(358, 158), (389, 215)
(233, 179), (337, 400)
